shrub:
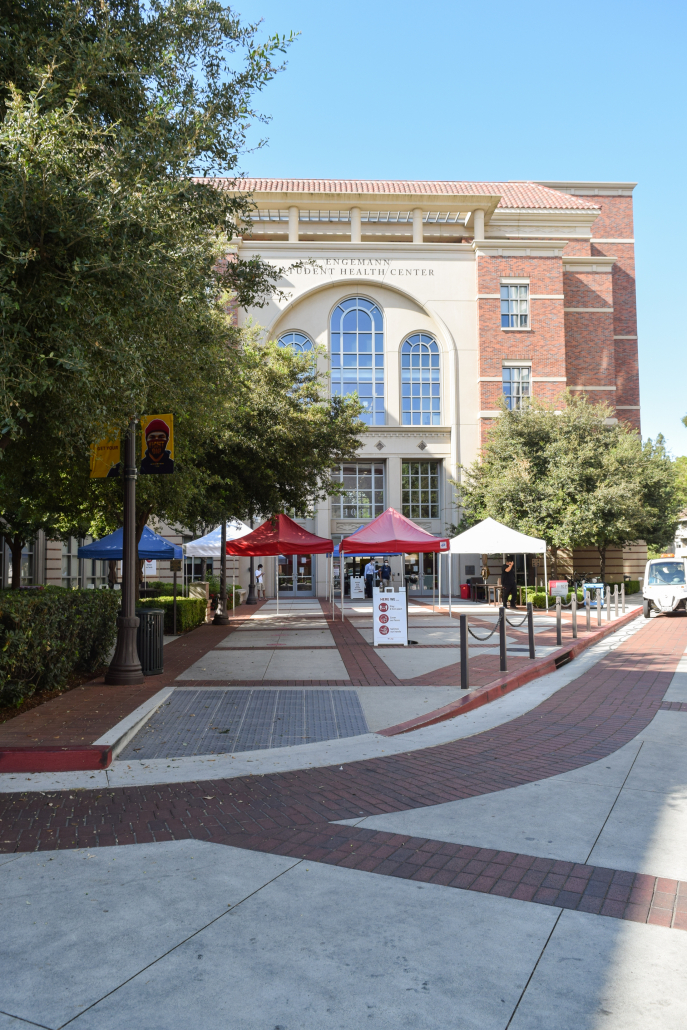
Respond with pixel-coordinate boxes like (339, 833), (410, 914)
(137, 596), (207, 633)
(0, 589), (120, 706)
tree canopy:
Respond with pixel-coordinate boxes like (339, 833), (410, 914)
(453, 396), (679, 579)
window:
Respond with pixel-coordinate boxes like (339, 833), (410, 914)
(500, 284), (529, 328)
(61, 536), (80, 588)
(330, 297), (384, 426)
(332, 463), (385, 519)
(401, 334), (440, 426)
(402, 461), (440, 519)
(503, 367), (531, 410)
(277, 331), (312, 353)
(21, 539), (35, 586)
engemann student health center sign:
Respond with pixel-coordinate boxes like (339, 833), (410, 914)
(373, 588), (408, 646)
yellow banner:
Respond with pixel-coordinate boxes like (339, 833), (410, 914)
(90, 430), (121, 479)
(140, 414), (174, 474)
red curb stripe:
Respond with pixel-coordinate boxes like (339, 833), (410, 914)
(0, 745), (112, 773)
(378, 608), (641, 735)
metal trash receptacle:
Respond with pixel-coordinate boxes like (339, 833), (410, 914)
(135, 608), (164, 676)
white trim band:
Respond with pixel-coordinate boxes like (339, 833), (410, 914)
(616, 405), (641, 410)
(614, 335), (637, 339)
(532, 377), (567, 382)
(478, 410), (502, 418)
(564, 307), (614, 313)
(569, 385), (616, 391)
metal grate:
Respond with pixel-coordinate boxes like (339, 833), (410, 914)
(119, 688), (369, 759)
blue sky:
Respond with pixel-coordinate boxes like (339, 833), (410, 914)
(238, 0), (686, 455)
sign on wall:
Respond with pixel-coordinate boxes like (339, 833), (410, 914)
(373, 587), (408, 646)
(140, 414), (175, 474)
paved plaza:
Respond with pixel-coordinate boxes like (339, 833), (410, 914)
(1, 597), (686, 1028)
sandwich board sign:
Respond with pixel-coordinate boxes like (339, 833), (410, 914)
(373, 587), (408, 646)
(350, 576), (365, 599)
(549, 580), (569, 598)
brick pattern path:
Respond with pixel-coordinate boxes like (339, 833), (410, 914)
(2, 613), (687, 933)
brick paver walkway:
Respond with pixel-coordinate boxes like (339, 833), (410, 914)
(2, 611), (686, 933)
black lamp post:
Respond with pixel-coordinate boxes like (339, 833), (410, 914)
(246, 516), (257, 605)
(105, 419), (144, 685)
(212, 518), (229, 624)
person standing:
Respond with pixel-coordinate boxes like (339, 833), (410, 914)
(364, 558), (376, 598)
(255, 563), (265, 599)
(380, 558), (392, 586)
(501, 556), (518, 609)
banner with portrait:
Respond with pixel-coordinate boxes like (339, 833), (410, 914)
(140, 414), (174, 474)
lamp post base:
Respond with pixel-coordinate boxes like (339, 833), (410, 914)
(104, 615), (144, 685)
(246, 585), (257, 605)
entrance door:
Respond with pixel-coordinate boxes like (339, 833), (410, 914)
(278, 554), (314, 595)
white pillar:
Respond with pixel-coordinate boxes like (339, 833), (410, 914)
(412, 208), (423, 244)
(473, 208), (485, 240)
(350, 206), (361, 243)
(288, 206), (299, 242)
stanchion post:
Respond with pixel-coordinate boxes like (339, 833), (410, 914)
(527, 601), (535, 659)
(499, 605), (507, 672)
(571, 592), (577, 639)
(586, 593), (591, 632)
(556, 596), (562, 646)
(460, 614), (469, 689)
(621, 582), (626, 613)
(597, 588), (602, 627)
(606, 585), (611, 622)
(614, 584), (619, 618)
(173, 569), (177, 636)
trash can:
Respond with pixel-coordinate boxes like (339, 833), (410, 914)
(135, 608), (164, 676)
(460, 583), (471, 600)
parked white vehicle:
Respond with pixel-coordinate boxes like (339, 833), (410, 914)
(642, 557), (687, 618)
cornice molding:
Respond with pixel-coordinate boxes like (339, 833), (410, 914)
(473, 240), (565, 257)
(563, 256), (616, 272)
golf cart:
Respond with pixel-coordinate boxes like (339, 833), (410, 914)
(642, 555), (687, 618)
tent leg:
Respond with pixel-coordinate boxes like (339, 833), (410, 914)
(438, 554), (442, 611)
(544, 551), (549, 611)
(341, 551), (344, 621)
(433, 553), (436, 612)
(449, 556), (452, 617)
(524, 553), (527, 609)
(276, 556), (279, 616)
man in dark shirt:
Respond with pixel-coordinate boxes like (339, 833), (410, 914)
(501, 556), (517, 609)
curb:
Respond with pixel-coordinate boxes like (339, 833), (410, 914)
(0, 745), (112, 773)
(0, 687), (174, 775)
(377, 607), (641, 736)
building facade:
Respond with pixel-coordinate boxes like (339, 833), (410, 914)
(213, 177), (640, 594)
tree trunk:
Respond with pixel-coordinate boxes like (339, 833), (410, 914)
(550, 544), (559, 579)
(598, 545), (607, 582)
(200, 557), (207, 581)
(10, 534), (24, 589)
(134, 507), (153, 604)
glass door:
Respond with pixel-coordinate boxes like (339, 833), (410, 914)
(278, 554), (314, 595)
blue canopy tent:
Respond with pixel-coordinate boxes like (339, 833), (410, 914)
(78, 525), (182, 561)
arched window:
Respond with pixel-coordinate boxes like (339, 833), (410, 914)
(401, 334), (440, 426)
(277, 331), (313, 353)
(330, 297), (384, 426)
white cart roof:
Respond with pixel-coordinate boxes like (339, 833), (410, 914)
(184, 521), (252, 557)
(450, 517), (546, 554)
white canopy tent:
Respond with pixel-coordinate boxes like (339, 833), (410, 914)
(184, 521), (252, 612)
(449, 517), (548, 609)
(184, 521), (252, 557)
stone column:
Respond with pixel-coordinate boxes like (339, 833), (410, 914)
(350, 206), (362, 243)
(288, 206), (299, 242)
(412, 208), (423, 244)
(473, 208), (485, 240)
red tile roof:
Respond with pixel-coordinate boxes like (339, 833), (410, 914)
(196, 177), (597, 211)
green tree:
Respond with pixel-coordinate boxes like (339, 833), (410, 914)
(454, 395), (679, 580)
(0, 0), (294, 453)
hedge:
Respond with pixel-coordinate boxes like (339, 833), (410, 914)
(0, 589), (120, 706)
(137, 596), (207, 633)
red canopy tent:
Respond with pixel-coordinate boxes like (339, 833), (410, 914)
(340, 508), (449, 555)
(225, 514), (333, 612)
(339, 509), (449, 618)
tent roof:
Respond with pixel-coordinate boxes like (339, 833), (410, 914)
(77, 525), (182, 561)
(340, 508), (449, 554)
(225, 513), (333, 556)
(449, 517), (546, 554)
(184, 521), (251, 557)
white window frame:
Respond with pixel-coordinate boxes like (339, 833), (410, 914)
(500, 278), (530, 331)
(502, 364), (532, 410)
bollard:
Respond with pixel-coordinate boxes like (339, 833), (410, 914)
(499, 605), (507, 672)
(527, 601), (535, 659)
(556, 597), (562, 646)
(597, 588), (602, 627)
(571, 592), (578, 639)
(614, 584), (619, 618)
(586, 593), (591, 632)
(621, 582), (626, 613)
(606, 585), (611, 622)
(460, 614), (469, 690)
